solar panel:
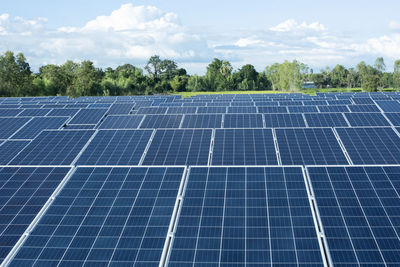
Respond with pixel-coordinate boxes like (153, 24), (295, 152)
(227, 106), (258, 113)
(197, 107), (227, 114)
(0, 118), (30, 139)
(139, 115), (183, 129)
(11, 167), (184, 266)
(223, 114), (264, 128)
(64, 125), (96, 130)
(344, 113), (391, 127)
(46, 109), (80, 117)
(11, 117), (69, 139)
(352, 97), (374, 104)
(0, 109), (23, 117)
(69, 109), (108, 125)
(107, 103), (135, 115)
(308, 166), (400, 266)
(279, 100), (303, 106)
(288, 106), (319, 113)
(276, 128), (349, 165)
(264, 114), (306, 128)
(304, 113), (348, 127)
(375, 100), (400, 112)
(0, 140), (30, 165)
(76, 130), (152, 165)
(181, 115), (222, 128)
(347, 105), (380, 113)
(166, 107), (197, 114)
(336, 127), (400, 164)
(143, 129), (212, 165)
(385, 113), (400, 126)
(212, 129), (277, 165)
(169, 167), (324, 266)
(98, 115), (144, 129)
(136, 107), (167, 115)
(258, 106), (288, 113)
(318, 105), (349, 113)
(10, 130), (95, 166)
(0, 167), (71, 262)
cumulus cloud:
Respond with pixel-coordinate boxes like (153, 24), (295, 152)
(269, 19), (327, 32)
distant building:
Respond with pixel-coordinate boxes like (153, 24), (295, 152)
(303, 81), (316, 89)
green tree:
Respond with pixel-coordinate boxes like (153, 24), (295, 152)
(145, 55), (162, 79)
(394, 60), (400, 89)
(330, 64), (348, 88)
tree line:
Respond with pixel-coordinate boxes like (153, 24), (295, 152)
(0, 50), (400, 97)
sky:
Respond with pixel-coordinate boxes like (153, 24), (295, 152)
(1, 0), (400, 74)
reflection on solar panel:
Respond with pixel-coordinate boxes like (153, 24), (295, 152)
(308, 166), (400, 266)
(376, 100), (400, 112)
(304, 113), (348, 127)
(46, 109), (79, 117)
(169, 167), (323, 266)
(212, 129), (277, 165)
(18, 109), (52, 117)
(0, 167), (71, 262)
(344, 113), (391, 126)
(0, 140), (30, 164)
(98, 115), (144, 129)
(166, 107), (197, 114)
(264, 114), (306, 128)
(181, 115), (222, 128)
(318, 105), (349, 113)
(11, 130), (95, 165)
(276, 128), (349, 165)
(69, 109), (108, 125)
(139, 115), (183, 129)
(0, 118), (30, 139)
(197, 107), (227, 114)
(288, 106), (318, 113)
(11, 117), (69, 139)
(347, 105), (380, 112)
(336, 127), (400, 164)
(227, 106), (258, 113)
(107, 103), (134, 115)
(258, 106), (287, 113)
(143, 129), (211, 165)
(77, 130), (152, 165)
(11, 167), (184, 266)
(223, 114), (264, 128)
(385, 113), (400, 126)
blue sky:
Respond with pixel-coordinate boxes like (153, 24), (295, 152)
(1, 0), (400, 73)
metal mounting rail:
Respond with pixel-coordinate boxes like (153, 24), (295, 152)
(207, 129), (216, 166)
(332, 127), (353, 165)
(138, 129), (156, 166)
(70, 129), (99, 166)
(272, 128), (282, 165)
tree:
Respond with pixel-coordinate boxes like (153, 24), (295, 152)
(394, 60), (400, 89)
(374, 57), (386, 73)
(346, 68), (358, 88)
(145, 55), (162, 79)
(330, 64), (348, 88)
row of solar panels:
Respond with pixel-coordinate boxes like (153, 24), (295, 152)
(1, 127), (400, 166)
(0, 165), (399, 266)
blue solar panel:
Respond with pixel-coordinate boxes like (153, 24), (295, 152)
(336, 127), (400, 164)
(227, 106), (258, 113)
(11, 167), (184, 266)
(11, 130), (95, 165)
(0, 109), (23, 117)
(212, 129), (277, 165)
(308, 166), (400, 266)
(107, 103), (135, 115)
(69, 109), (108, 125)
(305, 113), (349, 127)
(376, 100), (400, 112)
(143, 129), (212, 165)
(64, 125), (96, 130)
(223, 114), (264, 128)
(181, 115), (222, 128)
(258, 106), (288, 113)
(0, 140), (30, 165)
(352, 97), (374, 104)
(46, 109), (80, 117)
(344, 113), (391, 127)
(77, 130), (152, 165)
(18, 109), (52, 117)
(276, 128), (349, 165)
(347, 105), (380, 112)
(197, 107), (227, 114)
(98, 115), (144, 129)
(11, 117), (69, 139)
(288, 106), (319, 113)
(139, 115), (183, 129)
(169, 167), (324, 266)
(264, 114), (306, 127)
(0, 167), (71, 262)
(385, 113), (400, 126)
(166, 107), (197, 114)
(0, 118), (30, 139)
(318, 105), (349, 113)
(279, 100), (303, 106)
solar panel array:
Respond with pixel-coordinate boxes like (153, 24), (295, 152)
(1, 92), (400, 266)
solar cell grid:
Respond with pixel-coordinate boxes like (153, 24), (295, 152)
(385, 113), (400, 126)
(304, 113), (348, 127)
(0, 109), (23, 117)
(318, 105), (349, 113)
(264, 114), (306, 128)
(11, 117), (69, 139)
(288, 106), (319, 113)
(180, 114), (222, 128)
(197, 107), (227, 114)
(223, 114), (264, 128)
(0, 118), (30, 139)
(257, 106), (288, 113)
(136, 107), (167, 115)
(166, 107), (197, 114)
(17, 109), (52, 117)
(69, 109), (108, 125)
(347, 105), (380, 113)
(98, 115), (144, 129)
(139, 115), (183, 129)
(376, 100), (400, 112)
(107, 103), (135, 115)
(46, 109), (80, 117)
(344, 113), (391, 127)
(227, 106), (258, 113)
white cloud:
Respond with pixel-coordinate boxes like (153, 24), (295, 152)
(362, 34), (400, 59)
(269, 19), (327, 32)
(389, 21), (400, 31)
(235, 38), (264, 47)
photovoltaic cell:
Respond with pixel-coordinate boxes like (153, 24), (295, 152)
(308, 166), (400, 266)
(98, 115), (144, 129)
(223, 114), (264, 128)
(181, 115), (222, 128)
(69, 109), (108, 125)
(107, 103), (135, 115)
(304, 113), (348, 127)
(0, 109), (23, 117)
(139, 115), (183, 129)
(0, 118), (30, 139)
(10, 130), (95, 166)
(169, 167), (323, 266)
(11, 167), (184, 266)
(197, 107), (227, 114)
(11, 117), (69, 139)
(0, 140), (30, 165)
(166, 107), (197, 114)
(347, 105), (380, 113)
(264, 114), (306, 128)
(318, 105), (349, 113)
(258, 107), (288, 113)
(143, 129), (212, 165)
(376, 100), (400, 112)
(0, 167), (71, 262)
(227, 107), (258, 113)
(136, 107), (167, 115)
(344, 113), (391, 127)
(18, 109), (52, 117)
(276, 128), (349, 165)
(336, 127), (400, 164)
(76, 130), (152, 165)
(352, 97), (374, 104)
(385, 113), (400, 126)
(212, 129), (277, 165)
(46, 109), (80, 117)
